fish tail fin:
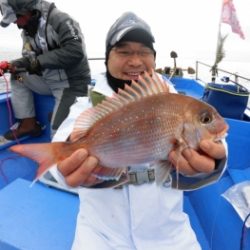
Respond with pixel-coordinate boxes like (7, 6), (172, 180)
(10, 142), (70, 181)
(155, 161), (172, 185)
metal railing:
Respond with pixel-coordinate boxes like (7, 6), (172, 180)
(195, 61), (250, 89)
(88, 57), (105, 61)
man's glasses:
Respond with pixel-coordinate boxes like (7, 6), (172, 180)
(113, 48), (154, 59)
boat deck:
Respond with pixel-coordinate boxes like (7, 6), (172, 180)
(0, 178), (79, 250)
(0, 78), (250, 250)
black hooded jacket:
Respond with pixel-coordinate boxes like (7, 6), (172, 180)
(8, 0), (91, 94)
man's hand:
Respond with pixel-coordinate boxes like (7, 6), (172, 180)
(168, 140), (226, 175)
(10, 57), (42, 75)
(57, 148), (104, 187)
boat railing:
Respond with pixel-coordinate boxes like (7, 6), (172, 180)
(88, 57), (105, 61)
(1, 57), (250, 95)
(195, 60), (250, 92)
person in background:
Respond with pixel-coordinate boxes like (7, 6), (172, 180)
(0, 0), (91, 142)
(51, 12), (227, 250)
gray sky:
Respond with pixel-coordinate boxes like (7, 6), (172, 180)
(0, 0), (249, 76)
(55, 0), (250, 61)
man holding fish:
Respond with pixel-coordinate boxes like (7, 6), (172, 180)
(12, 12), (228, 250)
(54, 12), (228, 250)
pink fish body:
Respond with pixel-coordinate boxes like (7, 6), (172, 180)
(10, 72), (228, 184)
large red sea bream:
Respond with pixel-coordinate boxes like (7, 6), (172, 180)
(10, 71), (228, 186)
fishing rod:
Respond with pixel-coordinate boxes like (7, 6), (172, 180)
(0, 61), (21, 144)
(0, 60), (26, 75)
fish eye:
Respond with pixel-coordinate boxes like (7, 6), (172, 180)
(200, 111), (213, 124)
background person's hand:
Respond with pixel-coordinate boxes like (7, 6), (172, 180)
(168, 139), (226, 175)
(57, 148), (104, 187)
(10, 57), (42, 75)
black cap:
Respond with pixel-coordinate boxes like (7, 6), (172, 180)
(105, 12), (155, 63)
(0, 0), (40, 27)
(0, 1), (17, 27)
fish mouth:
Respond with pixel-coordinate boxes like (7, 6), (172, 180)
(212, 116), (229, 142)
(214, 132), (228, 142)
(214, 126), (229, 142)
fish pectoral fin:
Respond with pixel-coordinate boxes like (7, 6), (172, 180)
(175, 134), (189, 151)
(154, 160), (173, 185)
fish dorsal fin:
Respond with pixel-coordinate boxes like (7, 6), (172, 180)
(71, 71), (169, 141)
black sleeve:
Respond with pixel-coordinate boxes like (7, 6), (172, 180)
(37, 10), (86, 69)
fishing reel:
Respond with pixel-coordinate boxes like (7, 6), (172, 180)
(0, 61), (10, 75)
(0, 60), (25, 82)
(0, 60), (27, 80)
